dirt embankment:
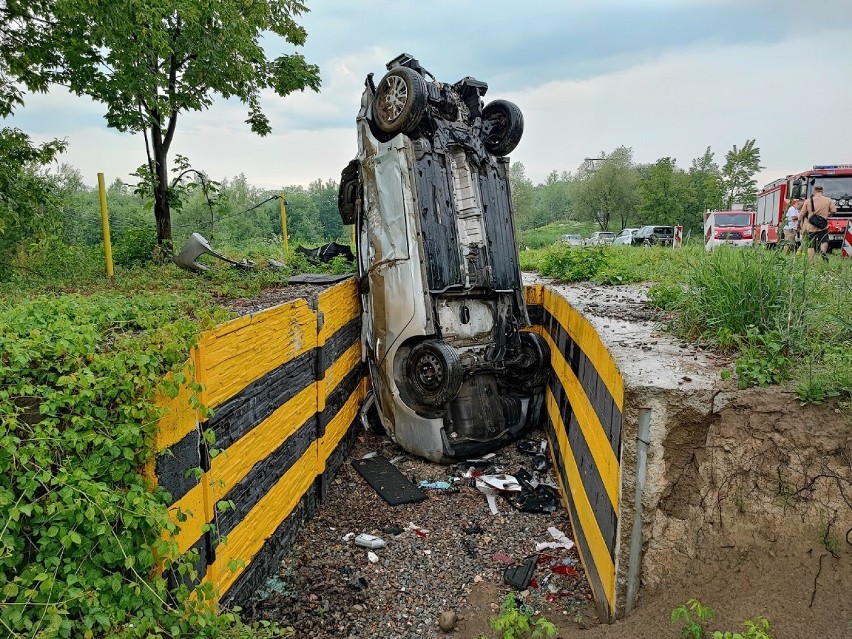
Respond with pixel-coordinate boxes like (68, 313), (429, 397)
(545, 280), (852, 638)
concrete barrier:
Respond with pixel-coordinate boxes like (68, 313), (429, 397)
(525, 285), (625, 620)
(152, 278), (367, 603)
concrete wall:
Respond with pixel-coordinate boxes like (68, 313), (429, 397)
(525, 285), (625, 621)
(152, 278), (367, 603)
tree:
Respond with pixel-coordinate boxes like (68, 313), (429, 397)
(721, 139), (763, 209)
(684, 147), (723, 231)
(574, 147), (640, 230)
(0, 128), (66, 276)
(1, 0), (321, 252)
(638, 157), (691, 226)
(509, 162), (536, 230)
(536, 170), (573, 227)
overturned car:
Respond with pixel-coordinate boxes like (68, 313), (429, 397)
(338, 53), (548, 462)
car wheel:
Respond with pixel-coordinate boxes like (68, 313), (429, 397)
(373, 67), (428, 135)
(337, 159), (360, 225)
(481, 99), (524, 156)
(404, 340), (463, 406)
(513, 332), (550, 389)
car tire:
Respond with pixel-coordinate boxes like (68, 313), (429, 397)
(404, 340), (463, 406)
(481, 99), (524, 156)
(373, 67), (428, 135)
(513, 332), (550, 389)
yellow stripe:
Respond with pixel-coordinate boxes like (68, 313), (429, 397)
(323, 341), (361, 397)
(317, 278), (360, 346)
(154, 364), (198, 451)
(204, 447), (317, 596)
(539, 329), (620, 513)
(524, 284), (544, 307)
(165, 479), (211, 556)
(209, 384), (317, 505)
(317, 377), (368, 473)
(197, 299), (318, 409)
(546, 388), (615, 610)
(542, 288), (624, 410)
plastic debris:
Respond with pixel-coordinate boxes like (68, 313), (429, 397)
(342, 532), (356, 542)
(478, 474), (522, 492)
(354, 534), (386, 549)
(535, 526), (575, 552)
(492, 552), (514, 564)
(405, 522), (430, 537)
(347, 575), (369, 591)
(361, 451), (378, 459)
(382, 524), (405, 537)
(419, 480), (453, 490)
(551, 564), (579, 577)
(503, 555), (538, 590)
(367, 551), (379, 563)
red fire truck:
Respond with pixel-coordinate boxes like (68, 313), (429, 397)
(756, 165), (852, 249)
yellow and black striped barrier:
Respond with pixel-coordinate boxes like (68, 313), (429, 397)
(525, 285), (624, 620)
(152, 278), (367, 603)
(151, 280), (627, 617)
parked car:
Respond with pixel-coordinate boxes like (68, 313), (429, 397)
(584, 231), (616, 246)
(338, 53), (549, 463)
(560, 234), (584, 246)
(612, 228), (640, 246)
(631, 225), (675, 246)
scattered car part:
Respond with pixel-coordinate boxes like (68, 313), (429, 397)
(354, 534), (386, 549)
(351, 455), (426, 505)
(294, 241), (355, 264)
(172, 232), (255, 273)
(503, 555), (538, 590)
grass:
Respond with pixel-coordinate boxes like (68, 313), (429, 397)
(517, 221), (601, 249)
(519, 237), (852, 402)
(0, 238), (355, 313)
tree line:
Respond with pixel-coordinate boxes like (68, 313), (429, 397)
(510, 140), (763, 233)
(0, 128), (764, 280)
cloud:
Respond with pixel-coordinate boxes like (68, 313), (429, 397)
(503, 28), (852, 183)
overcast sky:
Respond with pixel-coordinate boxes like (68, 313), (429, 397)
(4, 0), (852, 192)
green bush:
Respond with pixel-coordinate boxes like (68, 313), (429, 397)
(539, 245), (608, 282)
(0, 293), (280, 637)
(113, 227), (158, 267)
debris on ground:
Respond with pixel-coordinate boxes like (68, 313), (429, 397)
(248, 427), (596, 638)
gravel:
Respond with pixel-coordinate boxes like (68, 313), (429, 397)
(246, 426), (595, 638)
(223, 283), (327, 316)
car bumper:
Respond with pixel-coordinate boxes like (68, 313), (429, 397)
(707, 239), (753, 248)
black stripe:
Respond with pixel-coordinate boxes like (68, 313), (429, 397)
(544, 413), (609, 620)
(156, 429), (201, 503)
(207, 349), (316, 451)
(166, 534), (208, 590)
(549, 376), (618, 557)
(221, 413), (363, 606)
(318, 362), (365, 438)
(220, 483), (320, 606)
(214, 415), (318, 539)
(527, 302), (544, 326)
(319, 317), (361, 375)
(540, 308), (622, 457)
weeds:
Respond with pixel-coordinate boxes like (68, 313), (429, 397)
(489, 593), (557, 639)
(672, 599), (716, 639)
(672, 600), (773, 639)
